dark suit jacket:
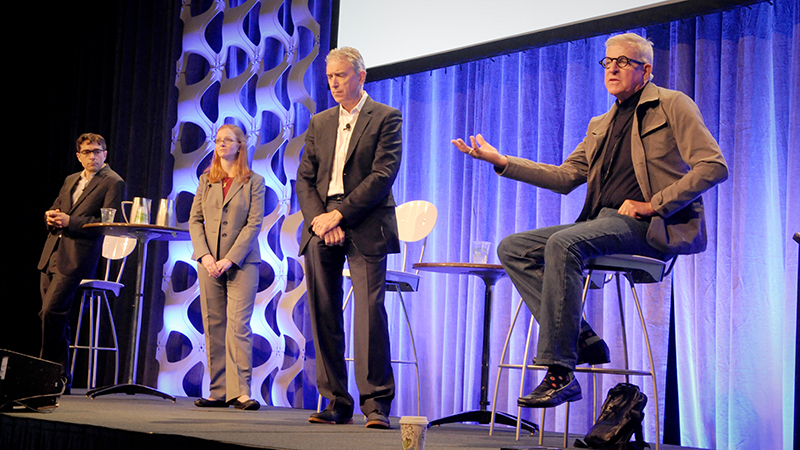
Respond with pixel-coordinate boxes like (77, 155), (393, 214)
(296, 96), (402, 257)
(38, 164), (125, 278)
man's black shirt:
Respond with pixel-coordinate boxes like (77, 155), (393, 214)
(589, 87), (646, 219)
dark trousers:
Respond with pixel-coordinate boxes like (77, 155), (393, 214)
(304, 202), (395, 417)
(39, 250), (82, 387)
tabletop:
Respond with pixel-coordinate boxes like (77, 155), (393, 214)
(413, 262), (506, 282)
(83, 223), (190, 241)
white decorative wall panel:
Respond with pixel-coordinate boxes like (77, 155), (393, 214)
(156, 0), (319, 407)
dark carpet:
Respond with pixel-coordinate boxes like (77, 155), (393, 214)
(1, 391), (709, 450)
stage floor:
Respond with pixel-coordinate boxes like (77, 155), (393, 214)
(1, 391), (708, 450)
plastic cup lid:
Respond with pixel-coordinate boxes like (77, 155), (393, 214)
(399, 416), (429, 425)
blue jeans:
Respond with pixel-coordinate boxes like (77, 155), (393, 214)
(497, 208), (666, 370)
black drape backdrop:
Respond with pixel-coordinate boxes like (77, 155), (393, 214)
(8, 0), (182, 388)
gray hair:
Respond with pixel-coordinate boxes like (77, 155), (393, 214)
(326, 47), (366, 74)
(606, 33), (654, 80)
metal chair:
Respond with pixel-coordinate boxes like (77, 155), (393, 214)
(491, 254), (674, 449)
(70, 235), (136, 389)
(317, 200), (438, 416)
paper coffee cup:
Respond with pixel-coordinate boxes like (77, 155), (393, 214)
(399, 416), (428, 450)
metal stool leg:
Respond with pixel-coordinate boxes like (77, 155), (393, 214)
(489, 297), (538, 438)
(91, 293), (102, 389)
(563, 401), (571, 449)
(625, 272), (660, 450)
(87, 293), (96, 389)
(396, 289), (421, 416)
(71, 289), (120, 390)
(70, 293), (89, 385)
(514, 315), (536, 441)
(490, 299), (522, 436)
(103, 292), (120, 384)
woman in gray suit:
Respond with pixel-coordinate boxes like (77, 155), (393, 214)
(189, 124), (265, 410)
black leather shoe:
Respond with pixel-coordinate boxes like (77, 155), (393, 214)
(577, 322), (610, 365)
(195, 398), (228, 407)
(365, 410), (390, 429)
(228, 398), (260, 410)
(518, 375), (582, 408)
(309, 406), (353, 424)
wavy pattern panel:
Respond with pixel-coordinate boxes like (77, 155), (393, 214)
(155, 0), (319, 407)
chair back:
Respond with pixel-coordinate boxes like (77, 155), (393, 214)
(101, 236), (136, 283)
(395, 201), (437, 272)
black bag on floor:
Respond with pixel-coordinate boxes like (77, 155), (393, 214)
(574, 382), (650, 449)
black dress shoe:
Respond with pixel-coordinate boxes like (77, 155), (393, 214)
(309, 406), (353, 424)
(228, 397), (260, 410)
(577, 324), (610, 365)
(518, 375), (582, 408)
(195, 398), (228, 407)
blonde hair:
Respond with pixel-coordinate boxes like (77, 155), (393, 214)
(206, 124), (252, 183)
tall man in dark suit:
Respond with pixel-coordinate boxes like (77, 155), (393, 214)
(297, 47), (402, 429)
(38, 133), (125, 390)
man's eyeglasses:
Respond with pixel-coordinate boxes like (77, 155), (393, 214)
(599, 56), (645, 69)
(215, 137), (238, 145)
(78, 149), (105, 156)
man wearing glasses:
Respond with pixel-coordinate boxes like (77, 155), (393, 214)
(38, 133), (125, 393)
(453, 33), (728, 408)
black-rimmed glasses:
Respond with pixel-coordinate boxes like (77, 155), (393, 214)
(599, 56), (645, 69)
(78, 149), (105, 156)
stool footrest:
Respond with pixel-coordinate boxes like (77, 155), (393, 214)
(498, 363), (652, 378)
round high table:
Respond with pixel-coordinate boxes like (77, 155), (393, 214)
(412, 263), (538, 434)
(82, 223), (190, 401)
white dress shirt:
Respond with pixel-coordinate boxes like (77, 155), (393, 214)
(72, 166), (102, 206)
(327, 91), (368, 197)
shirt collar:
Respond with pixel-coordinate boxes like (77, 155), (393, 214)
(617, 82), (647, 111)
(81, 164), (105, 182)
(339, 91), (368, 117)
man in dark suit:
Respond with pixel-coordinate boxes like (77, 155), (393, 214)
(296, 47), (402, 429)
(38, 133), (125, 391)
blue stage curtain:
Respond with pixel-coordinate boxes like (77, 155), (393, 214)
(356, 1), (798, 448)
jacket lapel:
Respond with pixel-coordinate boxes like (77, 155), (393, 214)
(223, 178), (245, 206)
(69, 166), (106, 213)
(320, 108), (340, 179)
(345, 97), (373, 164)
(631, 83), (661, 199)
(588, 106), (615, 167)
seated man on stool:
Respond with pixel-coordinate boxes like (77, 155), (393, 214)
(452, 33), (727, 408)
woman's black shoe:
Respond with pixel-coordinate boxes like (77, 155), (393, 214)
(194, 398), (228, 407)
(228, 397), (261, 410)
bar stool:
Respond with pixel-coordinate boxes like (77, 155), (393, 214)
(490, 254), (674, 449)
(70, 235), (136, 389)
